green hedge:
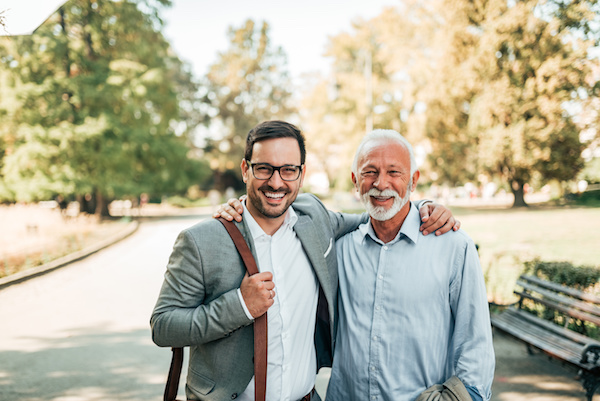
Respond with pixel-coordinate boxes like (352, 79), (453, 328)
(523, 259), (600, 291)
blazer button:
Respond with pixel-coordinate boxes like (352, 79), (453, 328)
(231, 393), (238, 399)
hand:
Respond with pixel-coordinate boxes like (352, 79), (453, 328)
(240, 271), (276, 318)
(419, 202), (461, 236)
(212, 195), (246, 222)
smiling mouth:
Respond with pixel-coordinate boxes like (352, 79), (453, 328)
(265, 191), (285, 199)
(371, 196), (393, 202)
(262, 191), (287, 204)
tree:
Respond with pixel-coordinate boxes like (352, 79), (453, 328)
(203, 19), (295, 191)
(301, 4), (441, 190)
(300, 8), (407, 190)
(0, 0), (209, 216)
(423, 0), (597, 207)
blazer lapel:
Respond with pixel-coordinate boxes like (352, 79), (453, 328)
(293, 215), (332, 298)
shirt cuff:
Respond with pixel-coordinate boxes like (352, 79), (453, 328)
(237, 288), (255, 321)
(465, 385), (483, 401)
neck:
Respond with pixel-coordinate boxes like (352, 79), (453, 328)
(370, 203), (411, 243)
(245, 202), (287, 236)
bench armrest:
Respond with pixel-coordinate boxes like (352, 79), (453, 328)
(581, 344), (600, 365)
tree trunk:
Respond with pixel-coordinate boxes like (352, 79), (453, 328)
(511, 180), (528, 208)
(94, 190), (111, 218)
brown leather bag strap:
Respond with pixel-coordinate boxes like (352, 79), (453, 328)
(217, 217), (260, 275)
(217, 217), (267, 401)
(163, 218), (267, 401)
(164, 347), (183, 401)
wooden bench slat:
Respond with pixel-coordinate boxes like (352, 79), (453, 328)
(515, 290), (600, 326)
(491, 311), (587, 367)
(514, 308), (600, 346)
(520, 275), (600, 304)
(492, 321), (581, 366)
(517, 280), (600, 317)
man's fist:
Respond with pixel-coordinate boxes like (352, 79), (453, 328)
(240, 271), (276, 318)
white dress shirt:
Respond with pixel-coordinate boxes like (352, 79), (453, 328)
(237, 202), (319, 401)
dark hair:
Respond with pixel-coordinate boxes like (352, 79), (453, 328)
(244, 120), (306, 165)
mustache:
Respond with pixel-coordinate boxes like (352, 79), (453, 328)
(259, 184), (291, 194)
(366, 188), (400, 199)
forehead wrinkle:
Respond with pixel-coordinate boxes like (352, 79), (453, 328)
(358, 153), (409, 173)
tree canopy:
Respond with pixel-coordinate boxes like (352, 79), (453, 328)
(0, 0), (209, 215)
(202, 19), (295, 190)
(301, 0), (600, 206)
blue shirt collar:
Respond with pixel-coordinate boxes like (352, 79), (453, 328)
(358, 202), (420, 245)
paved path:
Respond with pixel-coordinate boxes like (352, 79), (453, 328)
(0, 214), (593, 400)
(0, 215), (199, 401)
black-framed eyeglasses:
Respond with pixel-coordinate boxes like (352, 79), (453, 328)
(247, 162), (303, 181)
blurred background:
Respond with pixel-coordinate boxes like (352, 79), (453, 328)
(0, 0), (599, 303)
(1, 2), (600, 400)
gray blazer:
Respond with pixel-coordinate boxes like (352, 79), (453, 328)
(151, 193), (365, 400)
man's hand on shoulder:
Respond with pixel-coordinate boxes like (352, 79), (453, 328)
(419, 201), (461, 236)
(213, 196), (245, 222)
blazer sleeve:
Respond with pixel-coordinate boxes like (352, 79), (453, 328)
(150, 228), (253, 348)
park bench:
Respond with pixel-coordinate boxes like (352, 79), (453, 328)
(491, 274), (600, 401)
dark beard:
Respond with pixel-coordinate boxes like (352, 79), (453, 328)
(249, 184), (292, 219)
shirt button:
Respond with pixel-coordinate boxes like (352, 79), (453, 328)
(372, 397), (376, 400)
(373, 336), (378, 341)
(378, 275), (384, 280)
(383, 246), (388, 250)
(375, 305), (380, 310)
(231, 393), (238, 399)
(371, 366), (376, 371)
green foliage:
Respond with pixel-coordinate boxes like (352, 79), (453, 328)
(307, 0), (597, 203)
(165, 195), (211, 208)
(523, 258), (600, 291)
(203, 19), (295, 189)
(572, 189), (600, 206)
(0, 0), (208, 215)
(423, 0), (592, 207)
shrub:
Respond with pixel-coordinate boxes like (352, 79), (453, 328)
(523, 259), (600, 291)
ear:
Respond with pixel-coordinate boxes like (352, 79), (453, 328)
(298, 164), (307, 187)
(241, 159), (249, 183)
(411, 170), (420, 192)
(351, 172), (358, 190)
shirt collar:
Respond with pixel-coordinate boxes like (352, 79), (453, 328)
(358, 202), (421, 245)
(242, 201), (298, 240)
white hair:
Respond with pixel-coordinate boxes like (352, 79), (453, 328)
(351, 129), (417, 176)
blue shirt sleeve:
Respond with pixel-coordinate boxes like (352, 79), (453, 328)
(466, 385), (483, 401)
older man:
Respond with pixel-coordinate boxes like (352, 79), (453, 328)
(326, 129), (495, 401)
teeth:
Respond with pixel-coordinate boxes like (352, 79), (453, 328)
(265, 192), (285, 199)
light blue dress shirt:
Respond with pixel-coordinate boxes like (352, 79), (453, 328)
(326, 203), (495, 401)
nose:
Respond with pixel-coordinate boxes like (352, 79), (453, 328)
(373, 174), (389, 190)
(267, 168), (284, 187)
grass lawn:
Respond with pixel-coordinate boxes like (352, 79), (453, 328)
(453, 205), (600, 303)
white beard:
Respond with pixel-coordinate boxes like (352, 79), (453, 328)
(360, 183), (411, 221)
